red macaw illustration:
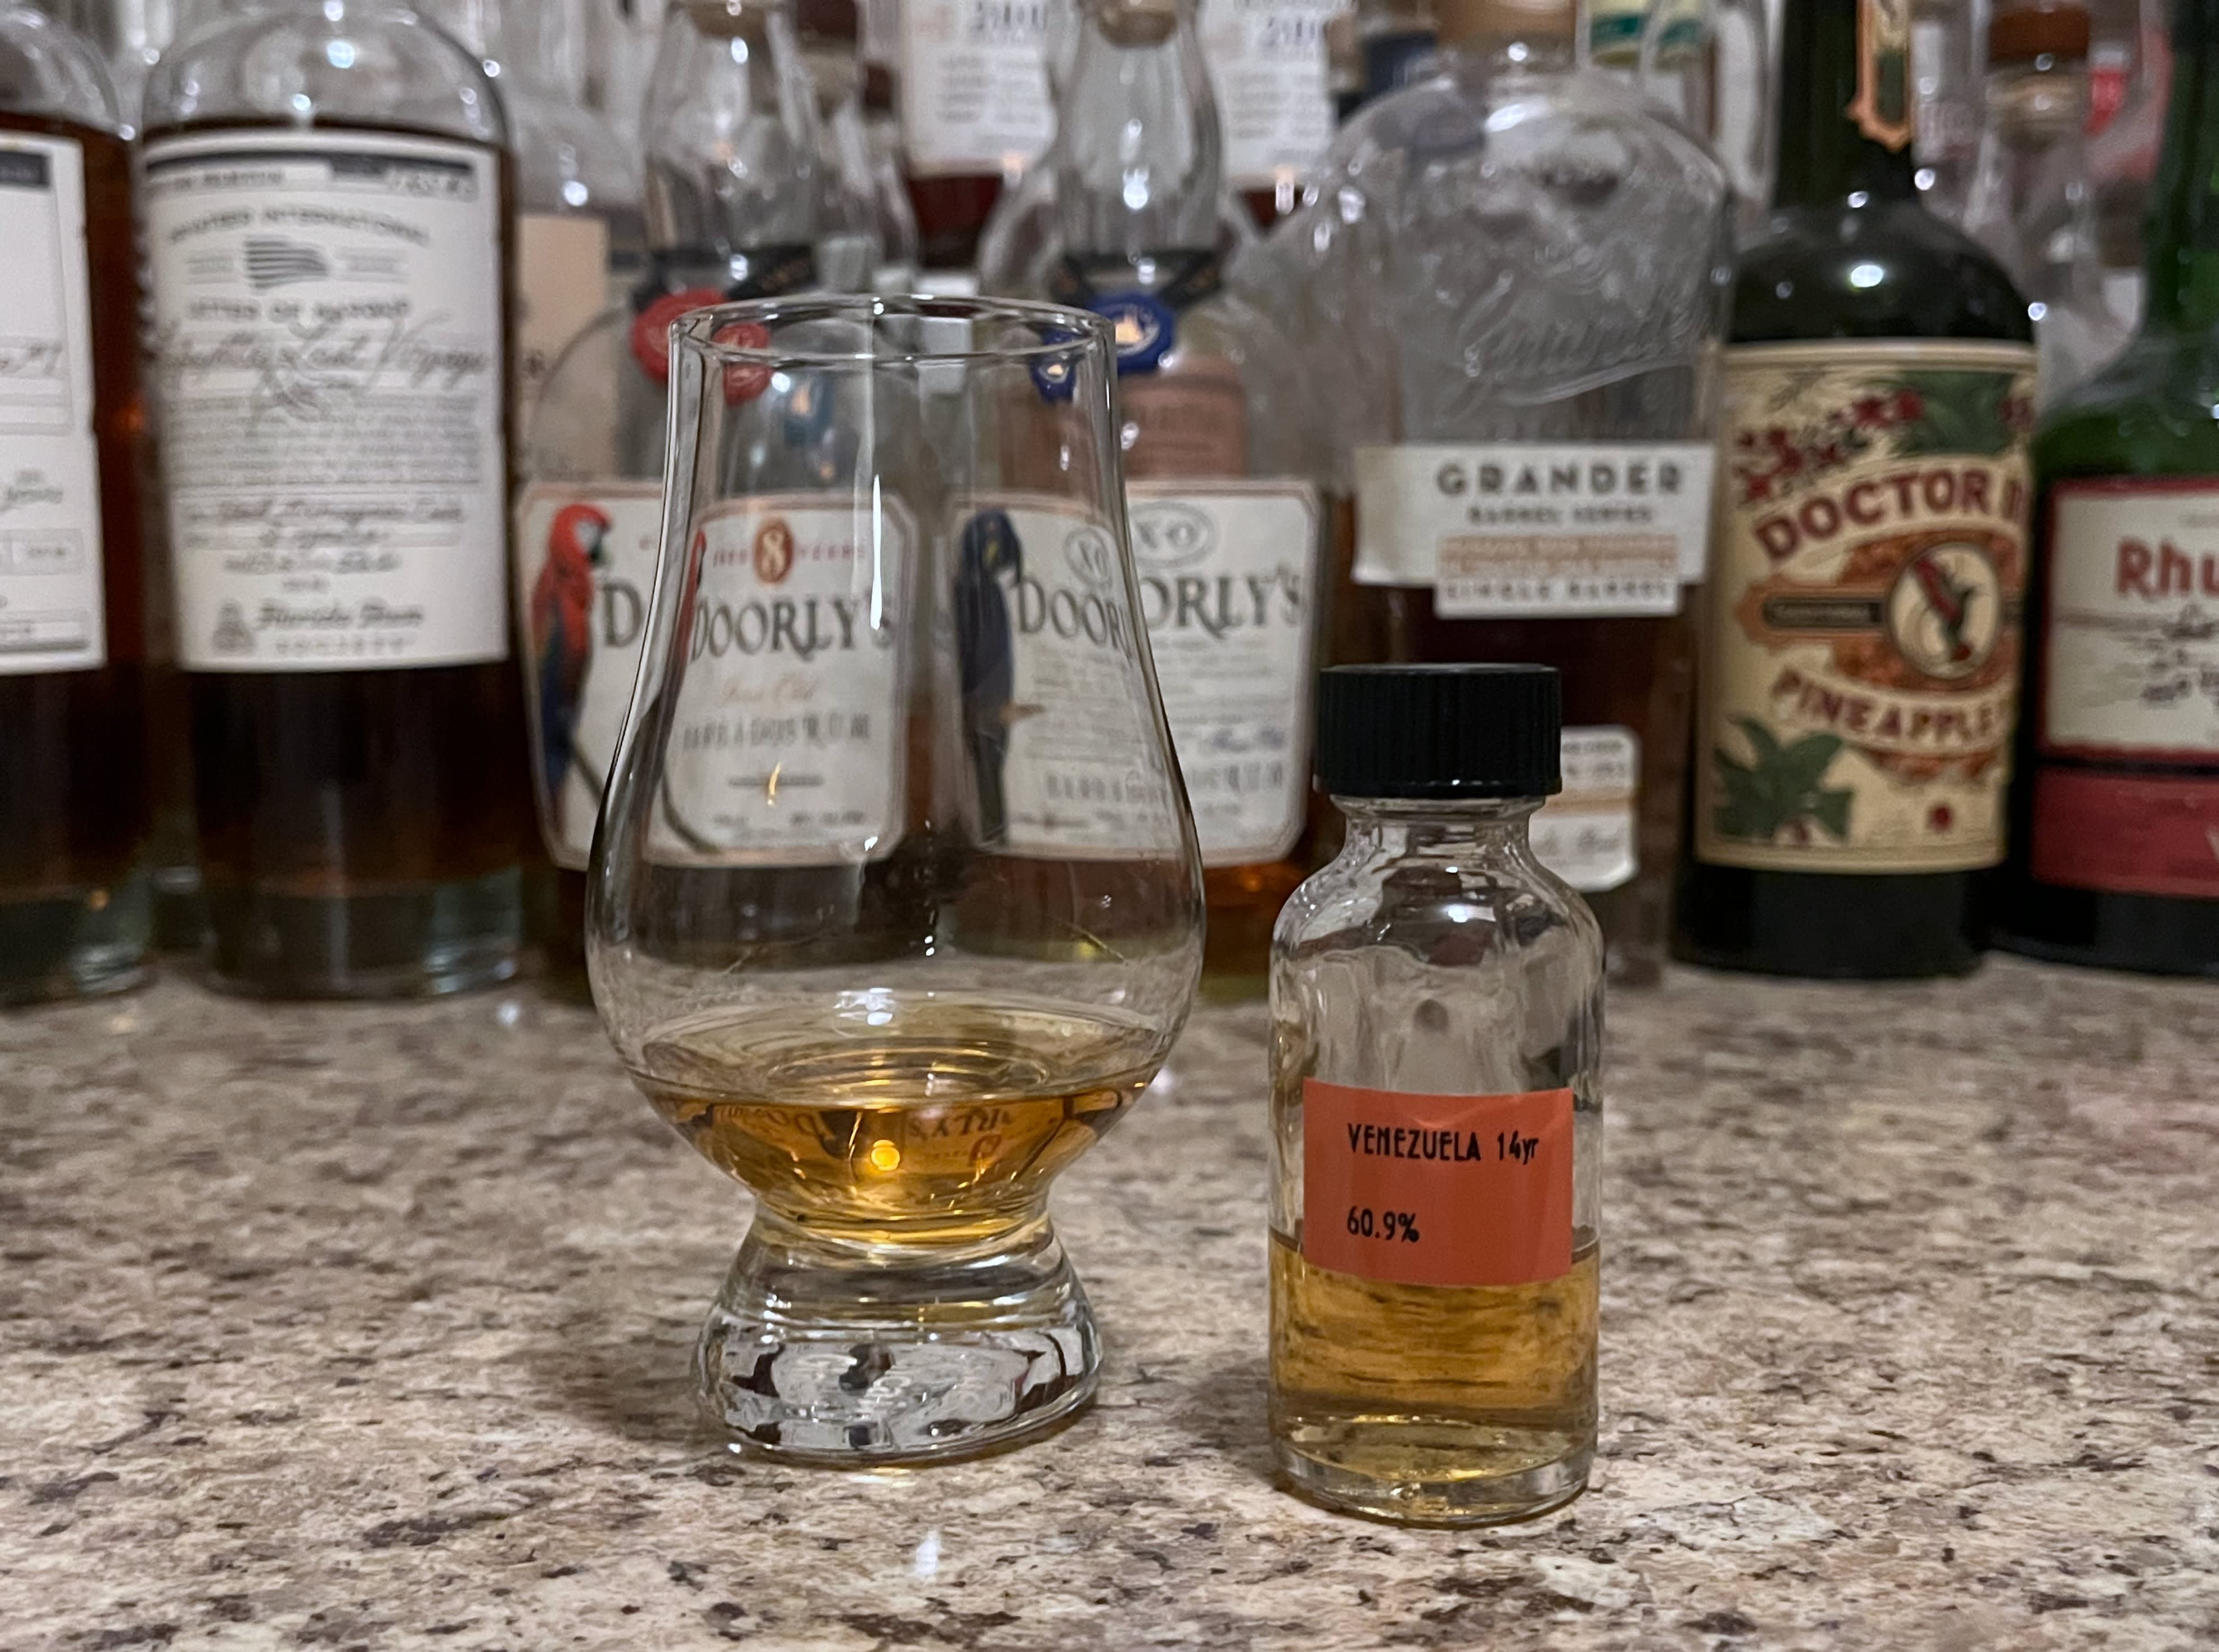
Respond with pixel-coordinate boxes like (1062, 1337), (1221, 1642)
(531, 502), (611, 830)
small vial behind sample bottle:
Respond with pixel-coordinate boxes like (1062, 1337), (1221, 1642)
(1269, 664), (1605, 1524)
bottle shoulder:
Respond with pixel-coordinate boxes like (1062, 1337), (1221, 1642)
(2035, 331), (2219, 480)
(1730, 201), (2035, 346)
(0, 7), (120, 133)
(144, 2), (506, 147)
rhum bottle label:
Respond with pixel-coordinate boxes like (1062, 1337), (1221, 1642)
(144, 130), (510, 673)
(1694, 341), (2037, 874)
(0, 134), (106, 675)
(1352, 441), (1718, 617)
(514, 482), (662, 870)
(649, 496), (910, 866)
(1129, 479), (1320, 867)
(2031, 480), (2219, 898)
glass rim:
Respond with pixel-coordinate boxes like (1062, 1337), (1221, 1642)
(668, 294), (1119, 366)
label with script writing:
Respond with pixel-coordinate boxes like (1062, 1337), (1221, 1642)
(145, 129), (509, 672)
(0, 133), (107, 675)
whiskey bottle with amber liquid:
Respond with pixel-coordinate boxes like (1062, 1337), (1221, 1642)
(1672, 0), (2037, 979)
(1284, 0), (1733, 986)
(143, 0), (533, 996)
(0, 4), (152, 1004)
(1996, 0), (2219, 977)
(979, 0), (1324, 995)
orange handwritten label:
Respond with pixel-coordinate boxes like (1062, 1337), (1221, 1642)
(1301, 1080), (1575, 1289)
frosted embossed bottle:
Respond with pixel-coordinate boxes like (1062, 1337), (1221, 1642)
(1270, 664), (1604, 1524)
(1286, 0), (1733, 985)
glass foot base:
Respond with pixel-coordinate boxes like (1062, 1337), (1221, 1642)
(200, 868), (521, 999)
(694, 1212), (1100, 1464)
(1273, 1428), (1593, 1526)
(0, 867), (151, 1007)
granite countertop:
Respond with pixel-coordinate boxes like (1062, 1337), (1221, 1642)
(2, 958), (2215, 1650)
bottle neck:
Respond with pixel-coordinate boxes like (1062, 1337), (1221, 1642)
(2140, 0), (2219, 332)
(431, 0), (575, 95)
(1433, 12), (1576, 78)
(1335, 796), (1543, 861)
(1772, 0), (1920, 208)
(1052, 0), (1220, 257)
(643, 0), (820, 269)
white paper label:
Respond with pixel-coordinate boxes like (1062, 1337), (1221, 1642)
(1354, 442), (1717, 617)
(1129, 480), (1319, 866)
(1199, 0), (1347, 192)
(956, 497), (1183, 859)
(144, 130), (509, 672)
(648, 495), (909, 866)
(517, 213), (612, 422)
(1531, 726), (1638, 894)
(2043, 481), (2219, 759)
(516, 482), (662, 870)
(0, 135), (107, 676)
(898, 0), (1055, 178)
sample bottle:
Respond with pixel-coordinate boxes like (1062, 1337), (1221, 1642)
(1284, 0), (1734, 987)
(1996, 0), (2219, 977)
(979, 0), (1323, 998)
(0, 2), (153, 1004)
(1270, 664), (1603, 1525)
(143, 0), (532, 996)
(895, 0), (1054, 269)
(1193, 0), (1342, 227)
(1673, 0), (2037, 980)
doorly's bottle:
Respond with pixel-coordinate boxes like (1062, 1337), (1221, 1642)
(1673, 0), (2038, 980)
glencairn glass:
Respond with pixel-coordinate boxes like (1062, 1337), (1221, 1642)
(589, 296), (1205, 1462)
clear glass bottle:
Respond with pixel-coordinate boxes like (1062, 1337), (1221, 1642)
(1270, 663), (1604, 1524)
(1962, 2), (2131, 408)
(1910, 0), (1982, 222)
(1283, 0), (1733, 988)
(980, 0), (1323, 999)
(794, 0), (913, 289)
(1587, 0), (1772, 234)
(435, 0), (644, 409)
(1194, 0), (1345, 227)
(142, 0), (532, 997)
(0, 1), (153, 1003)
(895, 0), (1055, 269)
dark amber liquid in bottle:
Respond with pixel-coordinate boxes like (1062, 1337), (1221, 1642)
(1670, 0), (2033, 980)
(0, 114), (151, 1003)
(148, 121), (534, 997)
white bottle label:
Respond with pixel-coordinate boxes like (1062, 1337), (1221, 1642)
(898, 0), (1055, 178)
(516, 482), (663, 870)
(956, 497), (1184, 859)
(1531, 726), (1638, 894)
(1199, 0), (1348, 193)
(647, 496), (910, 866)
(1129, 480), (1319, 866)
(1354, 442), (1718, 617)
(144, 130), (510, 672)
(0, 135), (107, 676)
(516, 213), (612, 424)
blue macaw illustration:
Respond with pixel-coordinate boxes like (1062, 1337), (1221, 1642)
(954, 509), (1024, 842)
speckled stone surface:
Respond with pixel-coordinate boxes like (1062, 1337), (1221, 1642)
(2, 958), (2216, 1651)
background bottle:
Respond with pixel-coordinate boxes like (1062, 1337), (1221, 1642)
(1961, 1), (2131, 409)
(142, 0), (532, 996)
(0, 1), (152, 1003)
(1996, 0), (2219, 977)
(982, 0), (1321, 997)
(1289, 0), (1733, 988)
(1195, 0), (1345, 227)
(896, 0), (1055, 270)
(1674, 0), (2038, 980)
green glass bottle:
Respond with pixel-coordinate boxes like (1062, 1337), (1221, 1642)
(1673, 0), (2037, 979)
(1996, 0), (2219, 977)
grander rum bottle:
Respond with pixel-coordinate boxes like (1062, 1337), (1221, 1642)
(143, 1), (532, 995)
(1673, 0), (2037, 980)
(1287, 0), (1733, 986)
(1996, 0), (2219, 977)
(0, 3), (152, 1003)
(980, 0), (1322, 996)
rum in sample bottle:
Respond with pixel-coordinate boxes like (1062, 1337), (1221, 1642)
(0, 5), (152, 1003)
(1673, 0), (2037, 979)
(895, 0), (1054, 269)
(142, 0), (532, 995)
